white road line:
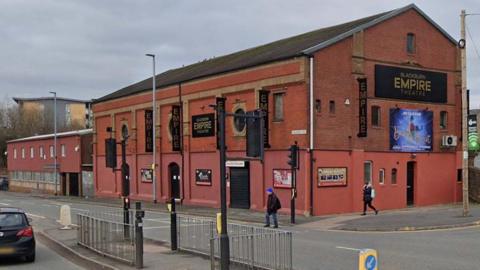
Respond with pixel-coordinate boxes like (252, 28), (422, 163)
(336, 246), (362, 252)
(143, 226), (171, 230)
(70, 208), (88, 212)
(26, 213), (46, 219)
(0, 203), (10, 206)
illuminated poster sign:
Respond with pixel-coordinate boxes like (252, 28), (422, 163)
(192, 113), (215, 138)
(375, 65), (447, 103)
(390, 108), (433, 152)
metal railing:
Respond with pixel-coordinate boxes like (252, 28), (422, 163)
(177, 215), (293, 270)
(77, 211), (136, 265)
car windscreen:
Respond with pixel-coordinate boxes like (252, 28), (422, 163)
(0, 213), (27, 229)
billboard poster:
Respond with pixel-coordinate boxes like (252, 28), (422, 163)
(318, 167), (347, 187)
(273, 169), (292, 188)
(375, 65), (447, 103)
(390, 108), (433, 152)
(195, 169), (212, 186)
(140, 168), (153, 183)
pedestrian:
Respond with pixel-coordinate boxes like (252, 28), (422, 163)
(265, 187), (281, 228)
(362, 183), (378, 216)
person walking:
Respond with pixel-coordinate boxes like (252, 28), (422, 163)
(265, 188), (281, 228)
(362, 183), (378, 216)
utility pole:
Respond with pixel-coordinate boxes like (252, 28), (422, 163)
(146, 53), (157, 203)
(460, 10), (469, 217)
(49, 91), (58, 196)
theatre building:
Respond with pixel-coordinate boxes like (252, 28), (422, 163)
(92, 4), (463, 216)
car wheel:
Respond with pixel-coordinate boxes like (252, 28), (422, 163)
(25, 252), (35, 263)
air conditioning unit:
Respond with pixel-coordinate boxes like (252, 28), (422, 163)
(442, 135), (457, 147)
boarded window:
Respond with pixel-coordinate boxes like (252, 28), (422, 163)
(407, 33), (416, 54)
(371, 106), (381, 126)
(329, 100), (335, 114)
(273, 93), (285, 121)
(440, 111), (448, 129)
(379, 168), (385, 185)
(364, 161), (372, 184)
(391, 168), (398, 184)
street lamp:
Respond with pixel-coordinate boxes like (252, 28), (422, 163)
(146, 53), (157, 203)
(49, 91), (57, 196)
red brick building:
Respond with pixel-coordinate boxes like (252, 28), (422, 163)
(92, 4), (462, 216)
(7, 129), (93, 197)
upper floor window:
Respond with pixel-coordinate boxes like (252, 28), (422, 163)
(233, 108), (246, 133)
(13, 148), (17, 159)
(50, 145), (54, 158)
(61, 144), (66, 157)
(407, 33), (416, 54)
(379, 168), (385, 185)
(30, 147), (34, 159)
(315, 99), (321, 113)
(371, 106), (381, 127)
(273, 92), (285, 121)
(21, 148), (25, 159)
(329, 100), (335, 114)
(391, 168), (398, 185)
(440, 111), (448, 129)
(364, 161), (373, 184)
(40, 146), (44, 159)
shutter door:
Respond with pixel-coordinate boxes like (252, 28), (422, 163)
(229, 166), (250, 209)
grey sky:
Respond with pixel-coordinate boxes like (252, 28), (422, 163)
(0, 1), (479, 106)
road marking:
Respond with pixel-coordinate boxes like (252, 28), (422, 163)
(26, 213), (46, 219)
(336, 246), (362, 251)
(0, 203), (10, 206)
(143, 226), (170, 230)
(70, 208), (89, 212)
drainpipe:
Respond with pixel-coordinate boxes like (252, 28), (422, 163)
(309, 56), (314, 215)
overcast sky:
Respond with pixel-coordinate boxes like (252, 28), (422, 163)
(0, 0), (479, 106)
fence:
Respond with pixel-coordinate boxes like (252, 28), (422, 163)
(77, 210), (137, 265)
(177, 215), (293, 270)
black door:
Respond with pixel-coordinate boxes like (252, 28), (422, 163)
(69, 173), (79, 196)
(169, 163), (181, 199)
(407, 161), (415, 206)
(230, 163), (250, 209)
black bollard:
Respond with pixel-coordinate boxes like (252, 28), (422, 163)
(170, 197), (178, 250)
(135, 202), (144, 269)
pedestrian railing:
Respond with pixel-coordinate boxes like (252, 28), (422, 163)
(177, 215), (293, 270)
(77, 205), (145, 268)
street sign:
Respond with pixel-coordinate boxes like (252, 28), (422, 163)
(358, 249), (378, 270)
(226, 160), (245, 167)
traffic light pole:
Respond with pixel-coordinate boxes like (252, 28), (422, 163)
(218, 102), (230, 270)
(289, 142), (298, 224)
(121, 138), (131, 239)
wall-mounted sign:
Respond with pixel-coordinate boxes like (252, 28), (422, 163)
(468, 115), (479, 150)
(358, 78), (367, 137)
(145, 110), (153, 152)
(226, 160), (245, 167)
(390, 108), (433, 152)
(273, 169), (292, 188)
(259, 90), (270, 148)
(192, 113), (215, 137)
(375, 65), (447, 103)
(291, 129), (307, 135)
(318, 167), (347, 187)
(171, 105), (181, 151)
(195, 169), (212, 186)
(140, 168), (153, 183)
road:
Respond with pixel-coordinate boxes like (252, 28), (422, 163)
(1, 192), (480, 270)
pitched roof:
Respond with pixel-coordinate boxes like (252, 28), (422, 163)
(94, 4), (456, 103)
(13, 97), (91, 104)
(7, 129), (93, 143)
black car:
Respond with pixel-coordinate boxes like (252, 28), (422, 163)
(0, 208), (35, 262)
(0, 177), (8, 191)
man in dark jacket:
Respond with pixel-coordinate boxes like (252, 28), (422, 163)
(362, 183), (378, 216)
(265, 188), (281, 228)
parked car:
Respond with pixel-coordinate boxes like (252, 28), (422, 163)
(0, 177), (8, 191)
(0, 208), (35, 262)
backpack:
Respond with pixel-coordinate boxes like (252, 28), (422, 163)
(275, 197), (282, 210)
(371, 188), (376, 199)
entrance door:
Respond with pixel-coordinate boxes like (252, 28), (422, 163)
(169, 163), (181, 199)
(69, 173), (79, 196)
(230, 163), (250, 209)
(407, 161), (415, 206)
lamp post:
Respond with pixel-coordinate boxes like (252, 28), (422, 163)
(49, 91), (57, 196)
(146, 54), (157, 203)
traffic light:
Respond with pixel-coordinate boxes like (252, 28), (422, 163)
(287, 144), (298, 169)
(105, 138), (117, 168)
(121, 163), (130, 197)
(246, 111), (261, 157)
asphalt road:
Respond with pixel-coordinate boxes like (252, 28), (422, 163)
(1, 192), (480, 270)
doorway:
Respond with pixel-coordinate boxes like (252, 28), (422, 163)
(229, 163), (250, 209)
(169, 163), (181, 199)
(69, 173), (79, 196)
(407, 161), (416, 206)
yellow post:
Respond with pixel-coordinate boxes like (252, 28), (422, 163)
(358, 249), (378, 270)
(167, 203), (172, 212)
(216, 213), (222, 234)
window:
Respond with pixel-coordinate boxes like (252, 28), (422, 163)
(379, 169), (385, 185)
(371, 106), (381, 127)
(440, 111), (448, 129)
(30, 147), (34, 159)
(50, 145), (54, 158)
(315, 99), (321, 113)
(273, 93), (285, 121)
(40, 146), (44, 159)
(13, 149), (17, 159)
(457, 169), (462, 182)
(391, 168), (398, 184)
(233, 108), (246, 133)
(21, 148), (25, 159)
(61, 144), (66, 157)
(364, 161), (372, 184)
(329, 100), (335, 114)
(407, 33), (416, 54)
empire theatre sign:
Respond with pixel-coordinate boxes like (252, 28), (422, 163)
(375, 64), (447, 103)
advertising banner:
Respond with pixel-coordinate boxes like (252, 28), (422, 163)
(468, 115), (479, 151)
(358, 78), (368, 137)
(259, 90), (270, 148)
(195, 169), (212, 186)
(171, 105), (181, 151)
(145, 110), (153, 152)
(192, 113), (215, 137)
(375, 65), (447, 103)
(318, 167), (347, 187)
(390, 108), (433, 152)
(273, 169), (292, 188)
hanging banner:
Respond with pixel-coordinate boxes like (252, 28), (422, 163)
(390, 108), (433, 152)
(145, 110), (153, 152)
(468, 115), (479, 150)
(358, 78), (368, 137)
(375, 65), (447, 103)
(171, 105), (181, 151)
(259, 90), (270, 148)
(216, 97), (226, 149)
(192, 113), (215, 138)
